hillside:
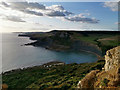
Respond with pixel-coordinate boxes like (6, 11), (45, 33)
(19, 30), (120, 55)
(2, 59), (105, 89)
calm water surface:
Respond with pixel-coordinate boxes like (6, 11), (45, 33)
(2, 33), (98, 72)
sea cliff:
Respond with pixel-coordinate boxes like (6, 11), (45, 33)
(19, 30), (120, 57)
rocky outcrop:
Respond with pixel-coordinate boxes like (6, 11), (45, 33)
(2, 84), (8, 89)
(104, 46), (120, 71)
(77, 46), (120, 88)
(77, 70), (100, 88)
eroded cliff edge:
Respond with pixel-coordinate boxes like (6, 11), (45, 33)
(78, 46), (120, 88)
(19, 31), (120, 57)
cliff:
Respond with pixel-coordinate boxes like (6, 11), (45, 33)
(104, 46), (120, 71)
(20, 31), (120, 57)
(77, 46), (120, 88)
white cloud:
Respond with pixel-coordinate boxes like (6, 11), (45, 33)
(4, 16), (26, 22)
(1, 2), (45, 17)
(8, 2), (45, 10)
(46, 5), (64, 11)
(64, 13), (99, 23)
(1, 2), (73, 17)
(1, 2), (9, 7)
(104, 2), (118, 11)
(0, 1), (99, 24)
(45, 5), (73, 17)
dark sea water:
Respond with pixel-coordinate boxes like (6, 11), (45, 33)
(2, 33), (98, 72)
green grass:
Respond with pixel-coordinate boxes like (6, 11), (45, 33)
(72, 33), (119, 45)
(72, 33), (120, 55)
(2, 60), (105, 89)
(28, 31), (120, 56)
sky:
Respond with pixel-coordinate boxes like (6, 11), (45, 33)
(0, 0), (119, 32)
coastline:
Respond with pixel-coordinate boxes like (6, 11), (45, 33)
(2, 61), (65, 74)
(23, 36), (103, 60)
(2, 58), (105, 89)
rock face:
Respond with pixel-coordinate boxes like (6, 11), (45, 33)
(104, 46), (120, 71)
(77, 46), (120, 88)
(77, 70), (100, 88)
(72, 40), (102, 56)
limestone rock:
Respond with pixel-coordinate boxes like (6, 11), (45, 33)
(77, 46), (120, 88)
(104, 46), (120, 71)
(77, 70), (100, 88)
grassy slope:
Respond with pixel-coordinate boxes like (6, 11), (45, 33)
(71, 32), (120, 55)
(2, 60), (105, 89)
(29, 31), (120, 55)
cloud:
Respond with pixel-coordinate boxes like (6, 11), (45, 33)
(1, 2), (72, 17)
(21, 9), (43, 16)
(1, 2), (45, 16)
(45, 10), (65, 16)
(4, 16), (26, 22)
(1, 2), (73, 17)
(1, 2), (9, 7)
(64, 14), (99, 23)
(46, 5), (64, 11)
(0, 1), (99, 24)
(46, 5), (73, 16)
(9, 2), (46, 10)
(103, 2), (118, 11)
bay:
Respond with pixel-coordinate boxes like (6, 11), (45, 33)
(2, 33), (98, 72)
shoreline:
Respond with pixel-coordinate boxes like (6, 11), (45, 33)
(24, 38), (103, 60)
(2, 34), (103, 74)
(2, 61), (66, 74)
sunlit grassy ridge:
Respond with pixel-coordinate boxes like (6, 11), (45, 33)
(2, 60), (105, 89)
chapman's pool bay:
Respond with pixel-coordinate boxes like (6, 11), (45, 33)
(2, 33), (98, 72)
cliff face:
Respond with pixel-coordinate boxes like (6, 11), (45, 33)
(72, 40), (102, 55)
(77, 46), (120, 88)
(104, 46), (120, 71)
(25, 31), (102, 56)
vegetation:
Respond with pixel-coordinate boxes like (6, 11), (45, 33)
(71, 32), (120, 55)
(7, 31), (119, 89)
(101, 78), (109, 87)
(2, 60), (105, 89)
(23, 31), (120, 55)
